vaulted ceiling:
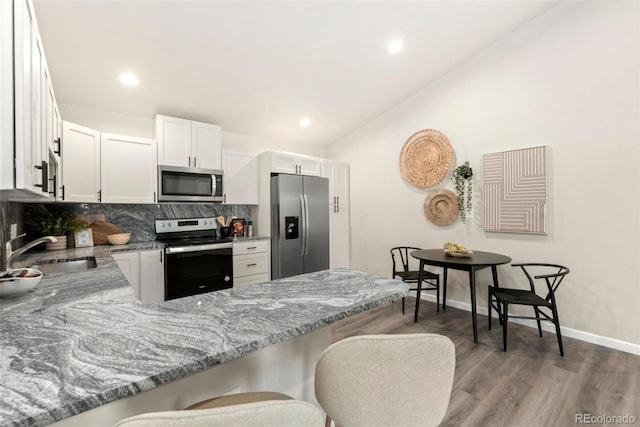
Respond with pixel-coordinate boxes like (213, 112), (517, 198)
(34, 1), (558, 147)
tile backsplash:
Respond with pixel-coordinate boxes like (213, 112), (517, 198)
(22, 203), (252, 243)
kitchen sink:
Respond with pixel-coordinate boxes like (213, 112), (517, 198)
(32, 257), (98, 274)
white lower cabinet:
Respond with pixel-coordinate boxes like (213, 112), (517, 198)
(113, 249), (164, 304)
(112, 251), (140, 297)
(233, 240), (270, 288)
(139, 250), (164, 304)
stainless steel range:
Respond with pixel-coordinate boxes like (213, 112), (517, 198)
(155, 217), (233, 300)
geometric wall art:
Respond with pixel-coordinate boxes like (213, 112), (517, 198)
(483, 146), (548, 234)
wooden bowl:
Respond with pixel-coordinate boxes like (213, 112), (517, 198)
(107, 233), (131, 245)
(0, 268), (43, 297)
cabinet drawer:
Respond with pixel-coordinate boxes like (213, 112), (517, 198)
(233, 240), (269, 256)
(234, 273), (270, 288)
(233, 252), (269, 277)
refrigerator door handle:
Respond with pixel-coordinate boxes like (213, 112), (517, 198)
(303, 194), (310, 255)
(300, 194), (306, 256)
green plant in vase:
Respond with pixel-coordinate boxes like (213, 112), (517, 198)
(39, 211), (88, 250)
(453, 161), (473, 223)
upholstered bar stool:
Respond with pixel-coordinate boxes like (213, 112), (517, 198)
(315, 333), (456, 427)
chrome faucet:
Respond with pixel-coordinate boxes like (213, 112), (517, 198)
(4, 234), (58, 271)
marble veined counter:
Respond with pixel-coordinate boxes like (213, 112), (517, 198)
(0, 245), (408, 427)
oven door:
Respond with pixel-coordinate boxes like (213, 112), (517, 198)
(164, 243), (233, 300)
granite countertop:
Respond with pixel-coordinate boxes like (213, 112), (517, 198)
(0, 243), (407, 427)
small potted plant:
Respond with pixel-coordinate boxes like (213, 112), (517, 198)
(39, 211), (88, 250)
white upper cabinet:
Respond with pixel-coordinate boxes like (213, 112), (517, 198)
(101, 133), (157, 204)
(62, 123), (159, 204)
(12, 0), (46, 195)
(221, 150), (258, 205)
(191, 120), (221, 169)
(155, 114), (221, 169)
(1, 0), (61, 198)
(155, 115), (191, 167)
(62, 121), (100, 202)
(269, 151), (322, 176)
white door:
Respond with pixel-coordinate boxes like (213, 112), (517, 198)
(140, 250), (164, 304)
(113, 252), (141, 299)
(270, 152), (298, 174)
(13, 0), (41, 195)
(62, 121), (100, 202)
(0, 0), (13, 189)
(101, 133), (157, 203)
(330, 203), (350, 269)
(222, 150), (258, 205)
(192, 121), (221, 169)
(155, 114), (191, 167)
(331, 161), (350, 205)
(298, 156), (322, 176)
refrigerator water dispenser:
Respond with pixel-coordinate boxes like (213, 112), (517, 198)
(285, 216), (299, 239)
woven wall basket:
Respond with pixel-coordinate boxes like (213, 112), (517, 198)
(424, 189), (459, 226)
(399, 129), (455, 188)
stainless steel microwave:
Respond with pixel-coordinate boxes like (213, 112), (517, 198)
(158, 165), (223, 202)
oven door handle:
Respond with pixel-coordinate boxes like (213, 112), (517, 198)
(165, 242), (233, 254)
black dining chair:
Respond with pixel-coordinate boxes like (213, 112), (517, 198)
(488, 263), (570, 356)
(390, 247), (441, 318)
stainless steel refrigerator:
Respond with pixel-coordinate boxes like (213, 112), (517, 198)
(271, 174), (330, 279)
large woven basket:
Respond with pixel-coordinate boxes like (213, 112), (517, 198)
(399, 129), (454, 188)
(424, 189), (459, 226)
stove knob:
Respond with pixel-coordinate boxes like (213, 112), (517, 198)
(161, 223), (165, 228)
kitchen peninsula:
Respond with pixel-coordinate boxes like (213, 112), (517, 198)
(1, 247), (408, 427)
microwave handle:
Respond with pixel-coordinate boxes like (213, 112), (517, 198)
(211, 175), (217, 197)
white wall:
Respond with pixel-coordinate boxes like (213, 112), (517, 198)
(329, 1), (640, 346)
(58, 103), (328, 158)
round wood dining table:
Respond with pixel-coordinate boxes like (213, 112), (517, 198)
(410, 249), (512, 343)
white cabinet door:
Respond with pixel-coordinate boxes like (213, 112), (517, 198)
(222, 150), (258, 205)
(13, 0), (45, 195)
(323, 160), (350, 206)
(101, 133), (157, 203)
(155, 114), (191, 167)
(62, 121), (100, 202)
(140, 250), (164, 304)
(112, 252), (141, 299)
(192, 121), (221, 170)
(298, 156), (322, 177)
(269, 152), (298, 174)
(330, 203), (350, 269)
(0, 0), (13, 190)
(269, 152), (322, 176)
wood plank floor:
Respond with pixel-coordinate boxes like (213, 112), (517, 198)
(331, 298), (640, 427)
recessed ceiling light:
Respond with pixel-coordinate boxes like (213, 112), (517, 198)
(388, 39), (404, 54)
(299, 117), (311, 127)
(119, 71), (139, 87)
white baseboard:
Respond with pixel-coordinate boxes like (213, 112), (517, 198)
(415, 293), (640, 356)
